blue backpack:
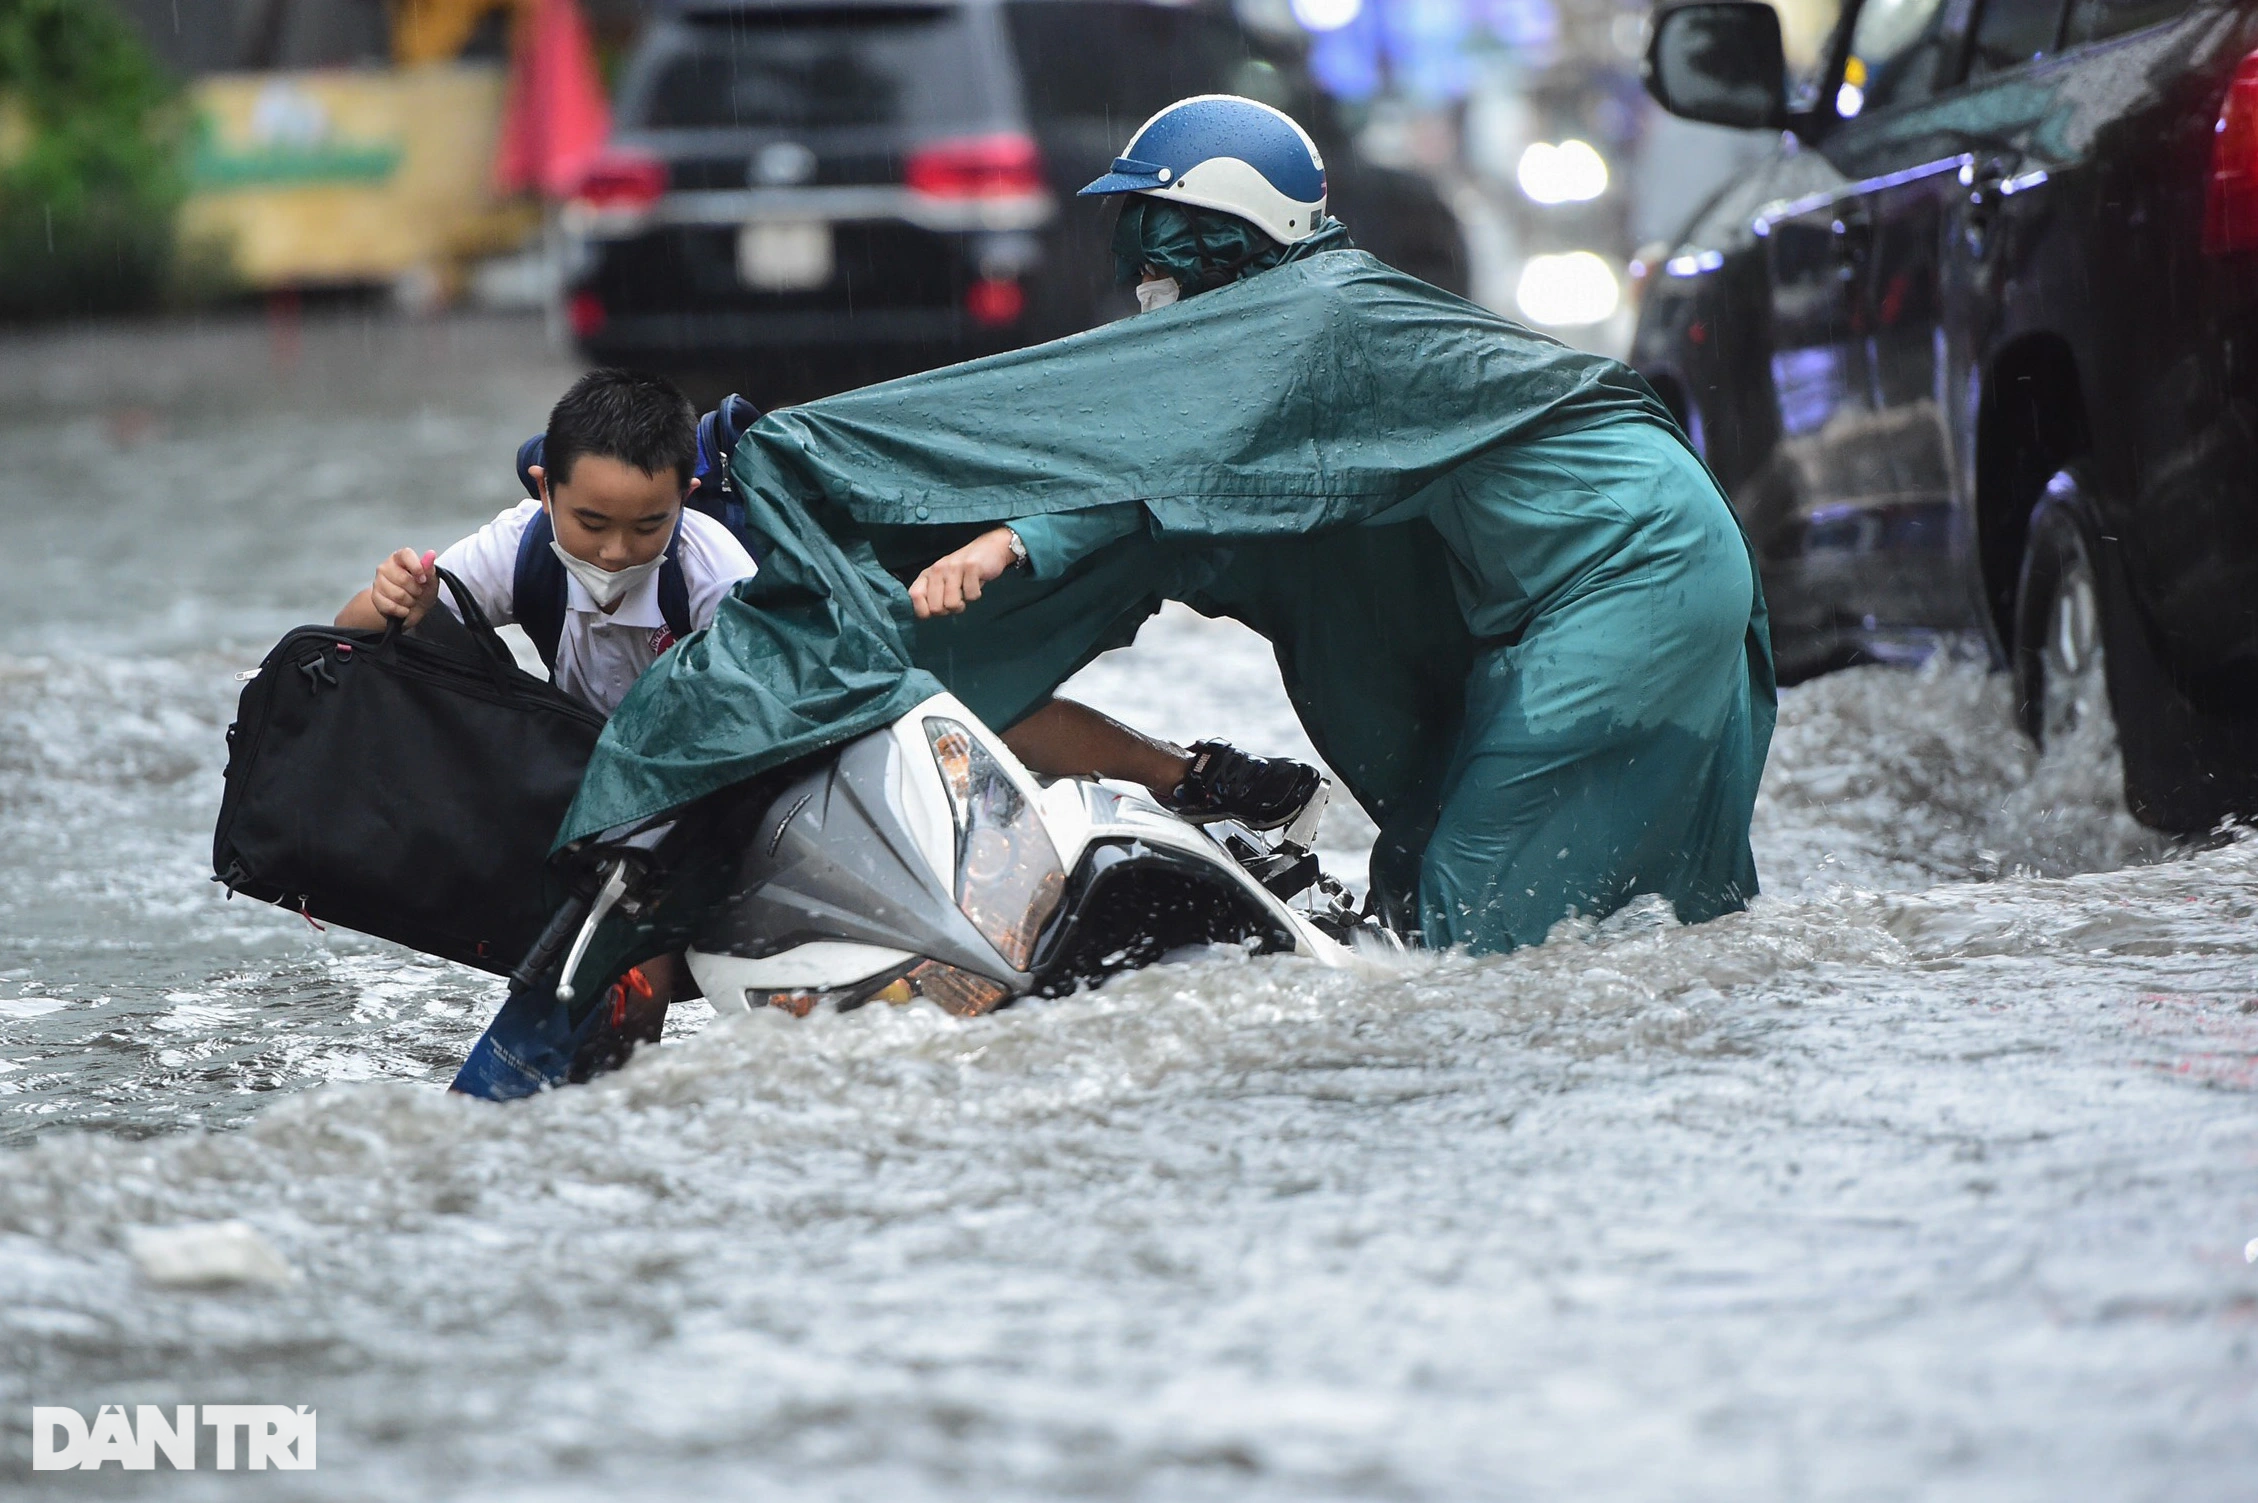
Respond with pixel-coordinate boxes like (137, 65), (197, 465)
(508, 395), (763, 672)
(690, 393), (764, 545)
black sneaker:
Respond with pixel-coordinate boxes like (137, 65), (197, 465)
(1165, 741), (1324, 831)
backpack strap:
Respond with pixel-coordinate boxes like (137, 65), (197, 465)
(657, 517), (692, 643)
(512, 506), (568, 673)
(515, 433), (545, 498)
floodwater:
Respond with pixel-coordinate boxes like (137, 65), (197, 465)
(1, 313), (2253, 1500)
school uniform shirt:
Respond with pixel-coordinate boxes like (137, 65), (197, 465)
(433, 499), (757, 715)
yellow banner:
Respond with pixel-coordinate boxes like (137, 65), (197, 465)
(181, 64), (535, 290)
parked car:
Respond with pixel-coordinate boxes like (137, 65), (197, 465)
(559, 0), (1466, 403)
(1635, 0), (2258, 830)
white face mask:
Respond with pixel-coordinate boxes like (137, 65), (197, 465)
(1134, 277), (1181, 313)
(547, 509), (668, 610)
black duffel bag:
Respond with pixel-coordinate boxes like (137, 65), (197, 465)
(212, 571), (604, 973)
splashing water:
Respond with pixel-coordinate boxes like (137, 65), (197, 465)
(1753, 655), (2175, 891)
(0, 319), (2251, 1500)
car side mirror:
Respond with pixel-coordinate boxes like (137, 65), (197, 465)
(1645, 2), (1790, 131)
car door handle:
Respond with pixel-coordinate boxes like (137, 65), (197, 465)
(1831, 213), (1873, 280)
(1960, 154), (2024, 206)
(1959, 154), (2037, 257)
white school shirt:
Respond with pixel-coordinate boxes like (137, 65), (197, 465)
(434, 499), (757, 715)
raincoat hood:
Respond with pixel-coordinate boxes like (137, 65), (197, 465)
(1111, 200), (1350, 294)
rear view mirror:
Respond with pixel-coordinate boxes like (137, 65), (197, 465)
(1645, 2), (1790, 131)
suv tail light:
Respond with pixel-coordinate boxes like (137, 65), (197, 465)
(569, 150), (667, 216)
(2203, 50), (2258, 254)
(905, 134), (1044, 199)
(965, 277), (1025, 327)
(567, 290), (606, 339)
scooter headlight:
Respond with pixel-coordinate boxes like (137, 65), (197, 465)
(924, 718), (1065, 969)
(755, 959), (1010, 1019)
(866, 960), (1011, 1016)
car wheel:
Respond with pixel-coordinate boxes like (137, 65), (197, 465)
(2007, 470), (2258, 833)
(2012, 496), (2110, 752)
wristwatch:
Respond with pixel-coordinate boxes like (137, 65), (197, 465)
(1004, 528), (1030, 572)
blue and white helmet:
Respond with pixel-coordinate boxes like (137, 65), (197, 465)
(1077, 95), (1327, 245)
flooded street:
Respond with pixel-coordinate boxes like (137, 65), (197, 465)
(2, 313), (2254, 1499)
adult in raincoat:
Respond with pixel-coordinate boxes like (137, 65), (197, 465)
(902, 96), (1773, 951)
(558, 97), (1774, 958)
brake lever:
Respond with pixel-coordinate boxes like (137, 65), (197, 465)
(554, 859), (632, 1005)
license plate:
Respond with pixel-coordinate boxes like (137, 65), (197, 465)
(737, 221), (833, 291)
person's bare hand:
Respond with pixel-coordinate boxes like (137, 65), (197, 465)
(371, 548), (441, 626)
(909, 528), (1018, 619)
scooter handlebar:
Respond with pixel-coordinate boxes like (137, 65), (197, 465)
(510, 890), (595, 994)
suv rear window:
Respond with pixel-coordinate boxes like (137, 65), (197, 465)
(633, 8), (990, 131)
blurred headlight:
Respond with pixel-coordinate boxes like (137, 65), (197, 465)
(925, 718), (1066, 970)
(1516, 140), (1610, 205)
(1839, 56), (1868, 119)
(1290, 0), (1362, 31)
(1515, 252), (1621, 328)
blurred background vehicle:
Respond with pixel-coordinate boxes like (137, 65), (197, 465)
(558, 0), (1470, 402)
(1634, 0), (2258, 831)
(91, 0), (559, 309)
(60, 0), (1725, 388)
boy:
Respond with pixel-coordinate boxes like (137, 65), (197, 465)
(337, 367), (758, 717)
(340, 368), (755, 1078)
(430, 371), (1320, 1100)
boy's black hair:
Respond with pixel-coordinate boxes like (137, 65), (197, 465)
(543, 368), (698, 489)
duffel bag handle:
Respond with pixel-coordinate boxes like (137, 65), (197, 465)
(379, 568), (525, 695)
(435, 567), (500, 635)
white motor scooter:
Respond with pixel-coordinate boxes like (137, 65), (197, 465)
(530, 691), (1387, 1021)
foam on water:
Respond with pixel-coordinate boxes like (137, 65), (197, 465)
(3, 841), (2254, 1498)
(1753, 655), (2174, 890)
(1, 324), (2251, 1499)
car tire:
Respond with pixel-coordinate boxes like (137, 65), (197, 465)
(2012, 493), (2112, 754)
(2012, 469), (2258, 832)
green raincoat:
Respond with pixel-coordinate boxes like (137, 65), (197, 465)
(561, 243), (1774, 952)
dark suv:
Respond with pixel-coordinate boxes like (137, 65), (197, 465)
(561, 0), (1466, 401)
(1635, 0), (2258, 830)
